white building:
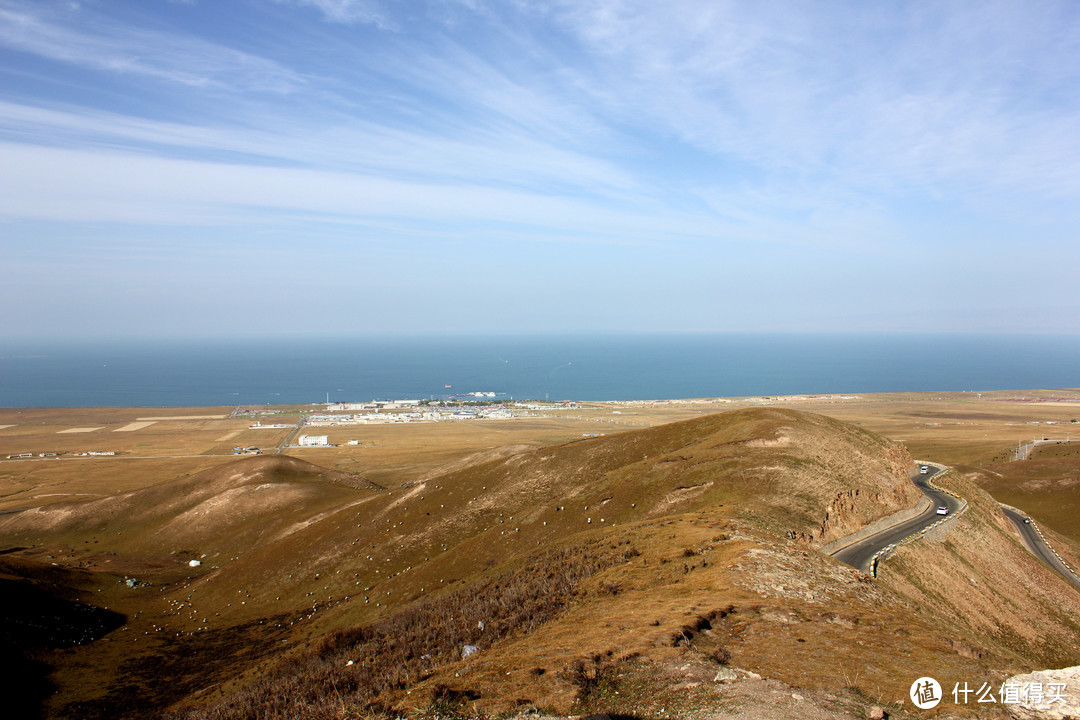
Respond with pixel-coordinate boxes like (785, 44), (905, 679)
(298, 434), (329, 447)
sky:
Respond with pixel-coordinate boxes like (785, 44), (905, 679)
(2, 0), (1080, 339)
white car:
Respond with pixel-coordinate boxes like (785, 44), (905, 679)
(920, 466), (929, 474)
(936, 506), (949, 515)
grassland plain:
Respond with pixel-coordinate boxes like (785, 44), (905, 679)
(0, 392), (1078, 719)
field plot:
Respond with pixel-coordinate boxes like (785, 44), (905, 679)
(0, 407), (271, 510)
(774, 389), (1080, 466)
(976, 444), (1080, 547)
(115, 421), (158, 432)
(288, 415), (623, 486)
(0, 455), (242, 510)
(0, 406), (230, 426)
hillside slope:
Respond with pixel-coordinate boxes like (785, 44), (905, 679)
(2, 408), (1077, 719)
(0, 454), (382, 556)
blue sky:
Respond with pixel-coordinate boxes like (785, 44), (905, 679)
(2, 0), (1079, 338)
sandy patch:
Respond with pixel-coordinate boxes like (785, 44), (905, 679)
(156, 483), (321, 543)
(217, 430), (242, 441)
(31, 493), (103, 499)
(136, 415), (227, 420)
(57, 427), (105, 434)
(648, 481), (714, 516)
(379, 482), (427, 515)
(748, 431), (792, 447)
(271, 494), (379, 543)
(0, 425), (14, 431)
(115, 421), (157, 432)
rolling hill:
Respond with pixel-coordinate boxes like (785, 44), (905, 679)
(2, 408), (1078, 719)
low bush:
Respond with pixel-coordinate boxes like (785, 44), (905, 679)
(165, 541), (622, 720)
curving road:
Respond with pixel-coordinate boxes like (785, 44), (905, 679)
(1002, 507), (1080, 591)
(832, 465), (963, 572)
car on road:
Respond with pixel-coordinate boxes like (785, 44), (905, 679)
(920, 465), (929, 474)
(1024, 517), (1032, 524)
(936, 506), (949, 515)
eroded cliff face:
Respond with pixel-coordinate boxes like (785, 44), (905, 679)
(788, 436), (919, 546)
(814, 482), (918, 544)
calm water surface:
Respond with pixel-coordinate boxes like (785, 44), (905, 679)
(1, 334), (1077, 408)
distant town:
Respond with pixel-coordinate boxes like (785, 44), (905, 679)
(314, 397), (574, 423)
(272, 397), (580, 448)
(2, 396), (590, 460)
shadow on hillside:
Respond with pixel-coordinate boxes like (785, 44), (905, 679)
(0, 574), (126, 720)
(0, 641), (54, 720)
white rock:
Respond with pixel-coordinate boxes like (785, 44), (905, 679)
(1003, 666), (1080, 720)
(713, 668), (739, 682)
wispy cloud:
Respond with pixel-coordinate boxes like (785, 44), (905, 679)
(0, 141), (702, 242)
(6, 0), (1080, 223)
(539, 0), (1080, 205)
(272, 0), (392, 26)
(3, 0), (1080, 336)
(0, 97), (639, 201)
(0, 2), (304, 92)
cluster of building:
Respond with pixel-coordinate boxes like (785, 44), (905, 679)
(324, 400), (422, 412)
(267, 399), (580, 448)
(5, 450), (115, 460)
(306, 405), (519, 427)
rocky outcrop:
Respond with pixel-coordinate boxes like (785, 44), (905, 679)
(794, 481), (919, 547)
(1002, 666), (1080, 719)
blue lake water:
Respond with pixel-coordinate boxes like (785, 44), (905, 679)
(0, 334), (1077, 408)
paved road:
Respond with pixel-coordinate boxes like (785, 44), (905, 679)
(1002, 506), (1080, 591)
(833, 465), (962, 572)
(275, 418), (304, 454)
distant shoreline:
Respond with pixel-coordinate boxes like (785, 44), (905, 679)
(4, 334), (1080, 409)
(2, 387), (1079, 414)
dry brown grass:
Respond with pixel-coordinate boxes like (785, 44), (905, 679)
(5, 397), (1080, 719)
(878, 468), (1080, 671)
(164, 541), (625, 719)
(0, 456), (242, 510)
(974, 453), (1080, 547)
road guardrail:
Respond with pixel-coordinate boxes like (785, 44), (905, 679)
(869, 462), (967, 577)
(1000, 503), (1080, 583)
